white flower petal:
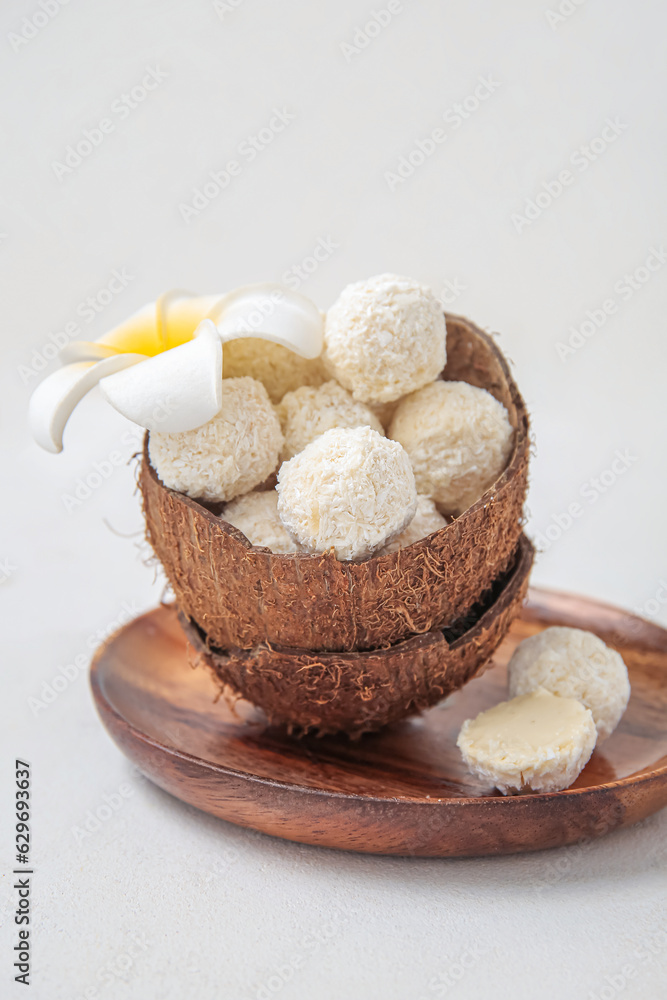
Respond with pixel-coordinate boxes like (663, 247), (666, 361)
(208, 284), (323, 359)
(29, 354), (147, 453)
(59, 341), (121, 363)
(98, 319), (222, 433)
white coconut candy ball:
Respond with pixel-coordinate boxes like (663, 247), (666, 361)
(277, 380), (384, 460)
(223, 490), (301, 554)
(322, 274), (446, 403)
(457, 688), (597, 795)
(507, 626), (630, 743)
(149, 377), (283, 503)
(379, 495), (448, 555)
(277, 425), (417, 561)
(389, 380), (514, 515)
(223, 338), (326, 403)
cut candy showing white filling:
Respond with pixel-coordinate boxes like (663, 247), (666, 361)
(456, 688), (597, 794)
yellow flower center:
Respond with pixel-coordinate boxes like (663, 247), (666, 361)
(98, 291), (224, 356)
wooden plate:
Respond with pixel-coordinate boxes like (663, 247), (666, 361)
(90, 589), (667, 856)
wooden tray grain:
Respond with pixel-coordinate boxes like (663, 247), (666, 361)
(90, 589), (667, 856)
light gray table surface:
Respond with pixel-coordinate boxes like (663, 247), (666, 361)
(2, 2), (666, 997)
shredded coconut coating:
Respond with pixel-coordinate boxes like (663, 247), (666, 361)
(389, 380), (514, 515)
(507, 626), (630, 743)
(222, 337), (326, 403)
(277, 380), (384, 460)
(148, 377), (283, 503)
(322, 274), (446, 403)
(222, 490), (301, 554)
(379, 495), (447, 554)
(277, 425), (417, 561)
(457, 688), (597, 794)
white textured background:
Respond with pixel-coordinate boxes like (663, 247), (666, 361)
(1, 1), (666, 998)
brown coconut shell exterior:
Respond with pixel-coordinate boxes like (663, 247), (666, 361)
(140, 313), (530, 653)
(181, 535), (534, 737)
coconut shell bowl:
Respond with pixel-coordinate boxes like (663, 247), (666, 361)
(139, 314), (531, 735)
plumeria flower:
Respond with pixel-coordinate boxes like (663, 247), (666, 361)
(29, 284), (323, 452)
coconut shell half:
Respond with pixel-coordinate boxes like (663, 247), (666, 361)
(140, 313), (530, 653)
(181, 535), (533, 737)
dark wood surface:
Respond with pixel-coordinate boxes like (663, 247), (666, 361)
(90, 589), (667, 856)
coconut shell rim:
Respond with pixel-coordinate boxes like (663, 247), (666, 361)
(182, 534), (534, 664)
(180, 535), (533, 736)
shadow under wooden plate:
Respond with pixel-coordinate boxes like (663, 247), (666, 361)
(90, 589), (667, 857)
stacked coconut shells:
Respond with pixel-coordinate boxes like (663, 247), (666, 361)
(140, 311), (533, 736)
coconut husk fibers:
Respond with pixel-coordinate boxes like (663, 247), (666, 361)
(181, 535), (533, 737)
(140, 313), (530, 653)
